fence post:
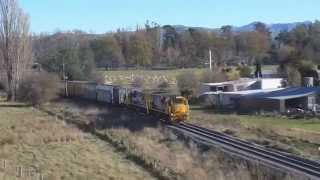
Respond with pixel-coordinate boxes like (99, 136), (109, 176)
(16, 166), (22, 177)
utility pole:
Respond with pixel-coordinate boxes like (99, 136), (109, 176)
(209, 49), (212, 70)
(62, 61), (68, 97)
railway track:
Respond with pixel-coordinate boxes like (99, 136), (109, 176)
(169, 122), (320, 179)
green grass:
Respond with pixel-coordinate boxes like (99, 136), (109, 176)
(190, 106), (320, 133)
(239, 115), (320, 132)
(189, 106), (320, 158)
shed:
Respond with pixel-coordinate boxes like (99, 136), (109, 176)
(237, 87), (320, 113)
(199, 78), (283, 96)
(200, 88), (282, 108)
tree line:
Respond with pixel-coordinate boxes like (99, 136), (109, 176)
(1, 0), (320, 103)
(32, 20), (320, 82)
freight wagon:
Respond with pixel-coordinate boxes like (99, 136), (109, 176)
(63, 81), (189, 122)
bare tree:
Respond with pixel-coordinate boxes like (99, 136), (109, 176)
(0, 0), (32, 101)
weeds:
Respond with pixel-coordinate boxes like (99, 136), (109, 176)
(42, 99), (311, 180)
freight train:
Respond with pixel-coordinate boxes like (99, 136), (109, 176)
(63, 81), (190, 122)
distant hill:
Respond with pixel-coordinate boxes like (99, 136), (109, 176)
(171, 21), (313, 36)
(233, 21), (312, 36)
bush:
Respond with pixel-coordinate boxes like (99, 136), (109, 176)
(237, 65), (252, 78)
(17, 72), (59, 105)
(158, 81), (170, 89)
(0, 81), (5, 90)
(176, 71), (199, 98)
(200, 69), (229, 83)
(287, 67), (301, 86)
(132, 76), (145, 88)
(92, 72), (105, 84)
(225, 69), (240, 81)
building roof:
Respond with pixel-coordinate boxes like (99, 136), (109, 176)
(202, 78), (283, 86)
(201, 88), (283, 96)
(241, 87), (320, 100)
(202, 78), (255, 86)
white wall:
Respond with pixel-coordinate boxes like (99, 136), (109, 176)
(261, 79), (283, 89)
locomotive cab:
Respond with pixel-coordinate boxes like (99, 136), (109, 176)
(169, 96), (189, 122)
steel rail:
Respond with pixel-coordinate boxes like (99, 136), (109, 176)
(170, 122), (320, 178)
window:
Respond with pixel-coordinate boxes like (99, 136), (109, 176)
(210, 86), (218, 92)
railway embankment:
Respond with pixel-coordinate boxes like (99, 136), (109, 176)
(41, 99), (316, 180)
(0, 100), (155, 180)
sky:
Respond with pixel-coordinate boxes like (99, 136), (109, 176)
(19, 0), (320, 34)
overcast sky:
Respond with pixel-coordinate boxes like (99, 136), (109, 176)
(20, 0), (320, 34)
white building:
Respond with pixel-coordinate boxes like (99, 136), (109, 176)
(200, 78), (283, 95)
(200, 88), (283, 108)
(199, 78), (284, 107)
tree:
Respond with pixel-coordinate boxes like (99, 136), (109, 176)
(237, 65), (252, 78)
(128, 32), (152, 67)
(37, 32), (96, 81)
(90, 35), (124, 69)
(0, 0), (32, 101)
(287, 66), (302, 86)
(176, 71), (199, 98)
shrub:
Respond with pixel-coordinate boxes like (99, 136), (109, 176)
(158, 81), (170, 89)
(225, 69), (240, 81)
(200, 69), (229, 83)
(200, 70), (215, 83)
(132, 76), (145, 88)
(92, 72), (105, 84)
(17, 72), (59, 105)
(237, 65), (252, 78)
(287, 66), (301, 86)
(0, 81), (5, 90)
(176, 71), (199, 98)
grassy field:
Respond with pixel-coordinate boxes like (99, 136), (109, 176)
(41, 99), (307, 180)
(189, 106), (320, 159)
(102, 65), (279, 86)
(0, 101), (155, 180)
(102, 68), (205, 87)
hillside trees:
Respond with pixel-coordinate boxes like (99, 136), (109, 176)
(90, 35), (124, 69)
(29, 20), (320, 80)
(127, 31), (153, 67)
(275, 22), (320, 84)
(0, 0), (32, 101)
(34, 32), (96, 80)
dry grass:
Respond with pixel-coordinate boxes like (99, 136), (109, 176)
(43, 99), (310, 180)
(102, 66), (278, 87)
(102, 68), (205, 88)
(189, 106), (320, 160)
(0, 101), (155, 180)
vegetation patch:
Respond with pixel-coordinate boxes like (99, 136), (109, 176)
(42, 99), (310, 180)
(0, 101), (155, 180)
(189, 106), (320, 160)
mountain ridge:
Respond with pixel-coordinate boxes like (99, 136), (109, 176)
(171, 21), (313, 35)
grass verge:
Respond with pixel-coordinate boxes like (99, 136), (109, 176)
(41, 99), (310, 180)
(0, 101), (155, 180)
(189, 106), (320, 159)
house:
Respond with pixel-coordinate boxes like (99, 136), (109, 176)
(199, 78), (284, 107)
(200, 78), (283, 95)
(199, 78), (256, 95)
(236, 87), (320, 113)
(200, 88), (283, 108)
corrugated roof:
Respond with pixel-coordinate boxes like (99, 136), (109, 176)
(200, 88), (283, 96)
(241, 87), (320, 100)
